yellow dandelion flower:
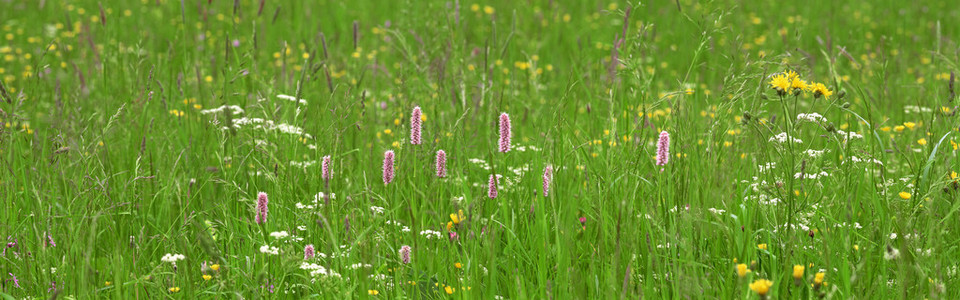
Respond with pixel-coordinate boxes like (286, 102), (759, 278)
(898, 191), (911, 200)
(737, 263), (750, 278)
(769, 74), (790, 95)
(792, 265), (805, 280)
(810, 82), (833, 98)
(203, 274), (213, 281)
(749, 279), (773, 296)
(903, 122), (916, 130)
(814, 272), (825, 285)
(917, 138), (927, 146)
(210, 264), (220, 271)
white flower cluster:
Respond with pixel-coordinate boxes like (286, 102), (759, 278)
(161, 253), (186, 266)
(803, 149), (826, 158)
(277, 94), (308, 105)
(794, 171), (829, 179)
(769, 132), (803, 144)
(370, 206), (385, 214)
(419, 230), (443, 239)
(200, 105), (245, 115)
(270, 231), (290, 239)
(300, 262), (341, 279)
(225, 117), (313, 139)
(259, 245), (280, 255)
(796, 113), (827, 123)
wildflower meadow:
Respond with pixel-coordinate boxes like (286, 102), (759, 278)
(2, 0), (960, 298)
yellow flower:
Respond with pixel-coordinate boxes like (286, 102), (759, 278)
(105, 281), (112, 286)
(894, 125), (905, 132)
(737, 264), (750, 278)
(790, 78), (808, 93)
(917, 138), (927, 146)
(785, 70), (799, 81)
(210, 264), (220, 271)
(368, 289), (380, 295)
(810, 82), (833, 98)
(168, 287), (181, 293)
(749, 279), (773, 296)
(483, 5), (494, 14)
(814, 272), (826, 285)
(899, 191), (911, 200)
(757, 243), (768, 250)
(203, 274), (213, 281)
(445, 285), (454, 294)
(904, 122), (916, 130)
(446, 221), (453, 231)
(769, 74), (790, 94)
(455, 262), (462, 269)
(792, 265), (805, 280)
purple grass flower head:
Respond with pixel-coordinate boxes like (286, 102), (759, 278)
(255, 192), (269, 224)
(10, 273), (19, 288)
(410, 106), (423, 145)
(304, 244), (315, 260)
(656, 131), (670, 166)
(435, 150), (447, 178)
(321, 155), (332, 182)
(542, 165), (553, 197)
(383, 150), (395, 185)
(498, 113), (511, 152)
(488, 174), (498, 199)
(399, 245), (412, 264)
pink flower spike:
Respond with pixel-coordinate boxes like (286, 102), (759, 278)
(488, 174), (498, 199)
(498, 113), (511, 153)
(255, 192), (269, 224)
(542, 165), (553, 197)
(383, 150), (395, 185)
(410, 106), (423, 145)
(656, 131), (670, 166)
(304, 244), (315, 260)
(435, 150), (447, 178)
(321, 155), (332, 182)
(399, 245), (412, 264)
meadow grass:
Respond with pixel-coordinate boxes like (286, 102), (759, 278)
(1, 0), (960, 298)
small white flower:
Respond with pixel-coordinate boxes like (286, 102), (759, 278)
(260, 245), (280, 255)
(270, 231), (290, 239)
(370, 206), (385, 214)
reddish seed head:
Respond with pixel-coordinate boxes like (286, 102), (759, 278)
(488, 174), (498, 199)
(435, 150), (447, 178)
(498, 113), (511, 153)
(399, 245), (412, 264)
(656, 131), (670, 166)
(383, 150), (395, 185)
(542, 165), (553, 197)
(255, 192), (269, 224)
(304, 244), (315, 260)
(410, 106), (422, 145)
(321, 155), (332, 182)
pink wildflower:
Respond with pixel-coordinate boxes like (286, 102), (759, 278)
(255, 192), (269, 224)
(304, 244), (315, 260)
(542, 165), (553, 197)
(399, 245), (412, 264)
(498, 113), (511, 153)
(435, 150), (447, 178)
(488, 174), (498, 199)
(656, 131), (670, 166)
(410, 106), (423, 145)
(383, 150), (395, 185)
